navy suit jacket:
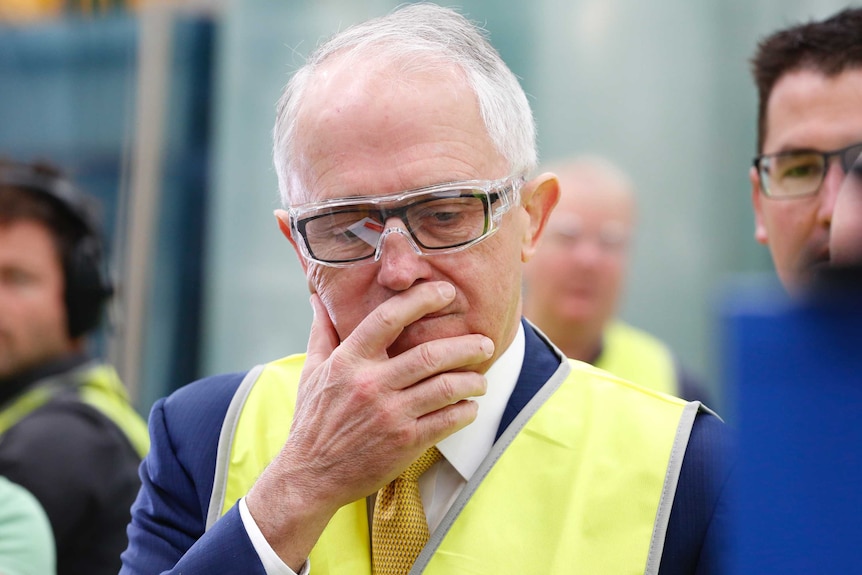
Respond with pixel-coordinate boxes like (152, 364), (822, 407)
(121, 322), (732, 574)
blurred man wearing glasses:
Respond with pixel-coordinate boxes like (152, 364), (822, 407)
(122, 4), (730, 574)
(523, 156), (711, 404)
(750, 7), (862, 294)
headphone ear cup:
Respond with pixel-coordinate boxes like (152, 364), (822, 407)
(64, 236), (113, 339)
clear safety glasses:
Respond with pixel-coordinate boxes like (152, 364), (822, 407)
(289, 176), (523, 267)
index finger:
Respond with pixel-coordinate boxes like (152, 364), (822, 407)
(343, 281), (457, 359)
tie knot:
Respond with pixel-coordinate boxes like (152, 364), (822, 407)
(400, 446), (443, 482)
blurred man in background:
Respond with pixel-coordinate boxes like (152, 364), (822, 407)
(0, 159), (148, 575)
(749, 7), (862, 295)
(523, 155), (710, 403)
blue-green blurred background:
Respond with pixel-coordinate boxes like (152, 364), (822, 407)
(1, 0), (857, 416)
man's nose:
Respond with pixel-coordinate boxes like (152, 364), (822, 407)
(372, 217), (422, 262)
(564, 235), (603, 265)
(374, 220), (433, 291)
(820, 160), (845, 226)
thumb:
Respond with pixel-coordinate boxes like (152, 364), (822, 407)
(305, 293), (340, 368)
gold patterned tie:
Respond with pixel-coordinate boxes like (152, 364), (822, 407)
(372, 446), (443, 575)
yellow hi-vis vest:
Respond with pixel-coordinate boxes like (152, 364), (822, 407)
(596, 320), (679, 397)
(0, 362), (150, 459)
(207, 351), (700, 574)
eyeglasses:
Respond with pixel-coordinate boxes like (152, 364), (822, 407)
(288, 176), (523, 267)
(544, 220), (629, 254)
(753, 142), (862, 199)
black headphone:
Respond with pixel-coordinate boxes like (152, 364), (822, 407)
(0, 162), (114, 339)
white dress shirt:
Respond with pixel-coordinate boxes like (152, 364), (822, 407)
(239, 323), (526, 575)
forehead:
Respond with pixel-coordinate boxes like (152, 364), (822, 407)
(0, 219), (60, 263)
(551, 169), (633, 223)
(764, 68), (862, 153)
(290, 55), (507, 205)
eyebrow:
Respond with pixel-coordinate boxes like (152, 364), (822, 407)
(763, 145), (827, 156)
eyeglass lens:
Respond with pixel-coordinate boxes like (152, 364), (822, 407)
(546, 220), (629, 253)
(762, 143), (862, 198)
(300, 192), (492, 263)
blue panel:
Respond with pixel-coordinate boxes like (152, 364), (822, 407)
(721, 280), (862, 573)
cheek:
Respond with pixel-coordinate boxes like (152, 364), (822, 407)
(832, 194), (862, 264)
(476, 241), (523, 313)
(312, 266), (378, 339)
(763, 203), (816, 247)
(604, 258), (627, 286)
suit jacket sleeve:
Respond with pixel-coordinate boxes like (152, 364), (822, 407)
(660, 411), (734, 575)
(120, 373), (267, 575)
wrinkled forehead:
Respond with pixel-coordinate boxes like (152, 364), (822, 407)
(286, 52), (502, 206)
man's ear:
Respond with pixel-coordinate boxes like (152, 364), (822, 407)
(275, 209), (310, 274)
(750, 166), (769, 245)
(520, 172), (560, 262)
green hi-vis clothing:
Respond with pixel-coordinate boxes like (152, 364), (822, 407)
(0, 363), (149, 459)
(0, 476), (56, 575)
(207, 351), (699, 574)
(596, 320), (679, 397)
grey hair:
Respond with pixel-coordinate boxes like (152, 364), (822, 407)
(272, 2), (537, 207)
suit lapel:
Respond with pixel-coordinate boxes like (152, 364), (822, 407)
(495, 319), (564, 441)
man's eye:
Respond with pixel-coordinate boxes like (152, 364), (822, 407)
(331, 228), (360, 244)
(780, 162), (822, 179)
(429, 209), (463, 224)
(1, 268), (37, 286)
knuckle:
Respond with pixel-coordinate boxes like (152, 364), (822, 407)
(391, 424), (417, 450)
(436, 374), (457, 403)
(374, 304), (401, 333)
(351, 372), (380, 403)
(416, 342), (441, 370)
(441, 403), (465, 429)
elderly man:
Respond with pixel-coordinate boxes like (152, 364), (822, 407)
(749, 7), (862, 294)
(121, 4), (730, 574)
(523, 156), (710, 403)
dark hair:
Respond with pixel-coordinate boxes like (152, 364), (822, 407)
(0, 161), (84, 268)
(751, 7), (862, 153)
(0, 159), (112, 338)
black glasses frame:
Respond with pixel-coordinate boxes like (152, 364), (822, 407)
(753, 142), (862, 199)
(294, 192), (498, 264)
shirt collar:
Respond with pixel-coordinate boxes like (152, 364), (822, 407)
(436, 322), (525, 481)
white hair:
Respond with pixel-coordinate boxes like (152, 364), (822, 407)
(272, 2), (537, 207)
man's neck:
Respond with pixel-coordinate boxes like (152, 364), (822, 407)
(535, 320), (603, 363)
(0, 352), (91, 407)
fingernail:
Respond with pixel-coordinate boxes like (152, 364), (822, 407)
(480, 337), (495, 356)
(438, 282), (455, 299)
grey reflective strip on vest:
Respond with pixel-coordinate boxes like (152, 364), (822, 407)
(205, 364), (266, 531)
(410, 352), (573, 574)
(644, 400), (701, 575)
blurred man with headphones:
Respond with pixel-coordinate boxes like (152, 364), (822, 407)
(0, 159), (149, 575)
